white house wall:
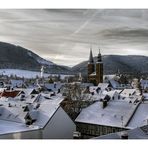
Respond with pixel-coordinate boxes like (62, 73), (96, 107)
(42, 107), (76, 139)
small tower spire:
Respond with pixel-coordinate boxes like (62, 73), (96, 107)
(97, 49), (102, 62)
(89, 48), (94, 64)
(41, 66), (44, 78)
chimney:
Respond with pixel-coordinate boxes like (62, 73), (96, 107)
(57, 89), (60, 94)
(102, 100), (108, 109)
(120, 132), (128, 139)
(54, 83), (56, 88)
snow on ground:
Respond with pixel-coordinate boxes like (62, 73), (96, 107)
(0, 69), (74, 79)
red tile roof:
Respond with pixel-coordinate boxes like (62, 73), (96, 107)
(1, 90), (20, 98)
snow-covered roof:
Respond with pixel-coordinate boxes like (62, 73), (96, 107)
(0, 119), (38, 135)
(44, 83), (64, 92)
(98, 83), (109, 90)
(140, 80), (148, 84)
(0, 91), (64, 135)
(109, 79), (120, 88)
(10, 80), (24, 87)
(127, 102), (148, 129)
(0, 88), (6, 92)
(75, 101), (139, 128)
(89, 86), (98, 93)
(80, 83), (94, 88)
(95, 126), (148, 139)
(0, 105), (28, 123)
(88, 83), (108, 94)
(34, 96), (63, 127)
(120, 89), (136, 98)
(103, 90), (121, 99)
(16, 88), (38, 96)
(103, 75), (116, 80)
(143, 93), (148, 100)
(140, 80), (148, 89)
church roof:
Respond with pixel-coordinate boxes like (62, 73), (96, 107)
(88, 49), (94, 63)
(97, 49), (102, 62)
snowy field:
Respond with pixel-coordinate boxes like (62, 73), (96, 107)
(0, 69), (73, 79)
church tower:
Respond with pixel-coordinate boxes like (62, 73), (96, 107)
(96, 49), (103, 84)
(88, 49), (95, 77)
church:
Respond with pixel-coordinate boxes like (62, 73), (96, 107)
(88, 49), (103, 85)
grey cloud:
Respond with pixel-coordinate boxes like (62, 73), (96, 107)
(0, 9), (148, 66)
(101, 28), (148, 38)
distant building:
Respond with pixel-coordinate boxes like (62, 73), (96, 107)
(88, 49), (103, 85)
(0, 89), (21, 98)
(10, 80), (24, 88)
(140, 79), (148, 90)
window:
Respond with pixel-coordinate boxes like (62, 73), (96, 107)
(112, 128), (116, 133)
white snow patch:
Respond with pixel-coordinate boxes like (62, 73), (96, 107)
(27, 51), (54, 66)
(36, 57), (54, 66)
(27, 51), (32, 57)
(0, 69), (45, 79)
(0, 69), (74, 79)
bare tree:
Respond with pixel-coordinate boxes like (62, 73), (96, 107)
(61, 83), (94, 120)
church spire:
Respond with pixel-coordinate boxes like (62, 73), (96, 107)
(97, 49), (102, 62)
(89, 48), (94, 63)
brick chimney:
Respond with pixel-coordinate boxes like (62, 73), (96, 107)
(102, 100), (108, 109)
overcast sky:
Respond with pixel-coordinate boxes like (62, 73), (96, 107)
(0, 9), (148, 66)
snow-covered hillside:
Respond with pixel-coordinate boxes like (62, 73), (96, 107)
(27, 51), (54, 66)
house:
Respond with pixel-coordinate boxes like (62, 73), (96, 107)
(44, 82), (64, 92)
(16, 88), (39, 97)
(75, 98), (148, 139)
(120, 89), (136, 98)
(103, 90), (122, 100)
(97, 83), (109, 91)
(89, 83), (109, 95)
(0, 91), (76, 139)
(140, 79), (148, 90)
(10, 80), (24, 88)
(0, 90), (21, 98)
(109, 79), (120, 89)
(109, 79), (132, 89)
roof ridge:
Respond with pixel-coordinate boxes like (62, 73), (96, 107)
(124, 102), (141, 127)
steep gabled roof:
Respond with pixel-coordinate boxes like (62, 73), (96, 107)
(88, 49), (94, 64)
(75, 101), (139, 128)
